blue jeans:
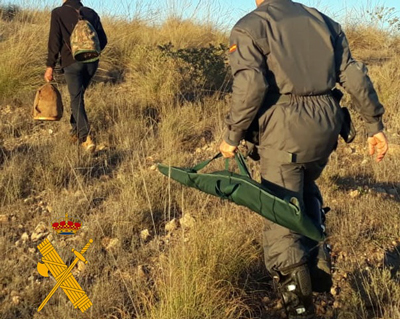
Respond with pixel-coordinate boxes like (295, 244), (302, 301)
(63, 61), (99, 143)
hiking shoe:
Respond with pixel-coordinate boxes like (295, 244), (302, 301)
(275, 263), (316, 319)
(81, 135), (96, 153)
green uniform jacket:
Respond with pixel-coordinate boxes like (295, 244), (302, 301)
(224, 0), (384, 163)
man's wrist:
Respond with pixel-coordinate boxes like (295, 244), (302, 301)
(366, 121), (384, 137)
(223, 129), (244, 147)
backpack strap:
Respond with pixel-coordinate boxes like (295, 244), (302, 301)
(64, 4), (83, 19)
(62, 4), (84, 53)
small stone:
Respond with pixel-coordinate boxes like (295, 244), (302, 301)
(0, 215), (8, 225)
(77, 261), (86, 272)
(31, 232), (47, 242)
(140, 229), (151, 241)
(48, 129), (53, 135)
(149, 164), (157, 171)
(28, 248), (36, 254)
(180, 213), (195, 230)
(105, 238), (120, 252)
(97, 143), (107, 151)
(21, 232), (29, 242)
(330, 286), (340, 296)
(275, 299), (283, 310)
(15, 240), (21, 247)
(35, 222), (48, 234)
(349, 190), (360, 198)
(24, 198), (34, 205)
(165, 219), (179, 232)
(344, 147), (355, 155)
(333, 301), (341, 308)
(12, 296), (20, 305)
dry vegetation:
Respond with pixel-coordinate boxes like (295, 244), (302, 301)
(1, 3), (400, 319)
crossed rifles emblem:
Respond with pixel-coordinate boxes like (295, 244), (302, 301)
(36, 238), (93, 312)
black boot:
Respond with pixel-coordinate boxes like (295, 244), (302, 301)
(274, 263), (315, 319)
(309, 242), (333, 293)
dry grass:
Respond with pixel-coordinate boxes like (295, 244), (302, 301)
(1, 3), (400, 319)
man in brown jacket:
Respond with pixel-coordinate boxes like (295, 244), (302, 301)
(44, 0), (107, 152)
(220, 0), (388, 317)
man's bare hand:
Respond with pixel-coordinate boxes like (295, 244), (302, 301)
(44, 67), (53, 82)
(368, 131), (388, 163)
(220, 140), (237, 158)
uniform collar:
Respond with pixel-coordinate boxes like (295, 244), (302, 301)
(258, 0), (291, 7)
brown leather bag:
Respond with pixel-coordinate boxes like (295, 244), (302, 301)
(33, 83), (63, 121)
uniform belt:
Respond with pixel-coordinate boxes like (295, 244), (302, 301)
(265, 93), (292, 107)
(266, 92), (333, 106)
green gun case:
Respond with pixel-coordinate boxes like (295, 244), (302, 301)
(158, 153), (325, 242)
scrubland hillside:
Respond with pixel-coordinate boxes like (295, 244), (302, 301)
(1, 4), (400, 319)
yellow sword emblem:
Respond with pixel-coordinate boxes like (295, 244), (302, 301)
(37, 238), (93, 312)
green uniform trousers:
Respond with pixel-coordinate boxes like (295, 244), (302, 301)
(261, 157), (328, 272)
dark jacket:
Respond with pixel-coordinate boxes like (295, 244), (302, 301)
(224, 0), (384, 152)
(46, 0), (107, 69)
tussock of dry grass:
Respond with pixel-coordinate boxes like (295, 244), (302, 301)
(1, 4), (400, 319)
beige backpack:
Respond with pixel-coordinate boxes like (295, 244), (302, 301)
(33, 83), (63, 121)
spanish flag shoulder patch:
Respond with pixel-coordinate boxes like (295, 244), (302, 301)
(229, 44), (237, 53)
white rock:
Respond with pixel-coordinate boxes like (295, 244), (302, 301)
(349, 190), (360, 198)
(180, 213), (196, 230)
(140, 229), (151, 241)
(165, 219), (178, 232)
(34, 222), (48, 234)
(31, 232), (47, 242)
(101, 237), (120, 251)
(77, 261), (86, 272)
(21, 232), (29, 242)
(12, 296), (20, 305)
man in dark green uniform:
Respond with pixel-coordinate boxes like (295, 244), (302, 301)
(220, 0), (388, 317)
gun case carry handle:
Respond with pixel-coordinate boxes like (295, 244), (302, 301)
(192, 152), (251, 178)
